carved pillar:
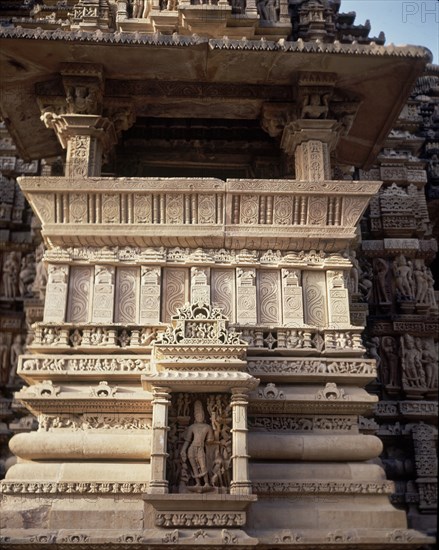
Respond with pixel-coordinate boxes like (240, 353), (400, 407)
(326, 270), (350, 327)
(41, 114), (116, 178)
(149, 386), (171, 494)
(282, 268), (304, 326)
(281, 119), (338, 181)
(280, 73), (340, 181)
(236, 268), (257, 324)
(91, 265), (115, 323)
(140, 267), (161, 324)
(38, 64), (118, 177)
(190, 267), (210, 305)
(230, 387), (252, 496)
(43, 265), (69, 323)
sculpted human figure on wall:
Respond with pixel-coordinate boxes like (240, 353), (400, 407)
(257, 0), (279, 22)
(413, 259), (428, 304)
(366, 337), (381, 372)
(358, 258), (373, 302)
(19, 253), (36, 297)
(32, 243), (47, 299)
(421, 339), (438, 389)
(401, 334), (424, 388)
(373, 258), (390, 304)
(66, 86), (98, 115)
(2, 251), (20, 299)
(0, 333), (9, 385)
(180, 400), (215, 491)
(347, 250), (359, 294)
(131, 0), (151, 17)
(393, 255), (415, 301)
(8, 334), (23, 386)
(380, 336), (399, 387)
(301, 91), (330, 119)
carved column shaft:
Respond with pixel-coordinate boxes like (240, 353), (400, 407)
(230, 388), (252, 495)
(149, 386), (171, 494)
(281, 120), (339, 181)
(294, 140), (331, 181)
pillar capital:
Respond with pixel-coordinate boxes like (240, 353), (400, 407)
(281, 119), (340, 155)
(40, 113), (117, 177)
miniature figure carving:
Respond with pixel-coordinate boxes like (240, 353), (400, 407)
(180, 400), (214, 491)
(301, 92), (329, 119)
(66, 86), (98, 115)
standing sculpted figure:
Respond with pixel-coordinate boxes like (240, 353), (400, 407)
(32, 243), (47, 299)
(8, 334), (23, 385)
(2, 251), (20, 298)
(421, 339), (437, 389)
(373, 258), (389, 303)
(380, 336), (399, 387)
(358, 259), (373, 302)
(348, 251), (360, 294)
(393, 255), (414, 300)
(401, 334), (423, 388)
(0, 333), (9, 385)
(19, 253), (36, 297)
(413, 260), (428, 304)
(180, 400), (214, 490)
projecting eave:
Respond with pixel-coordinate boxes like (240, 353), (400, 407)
(0, 27), (432, 167)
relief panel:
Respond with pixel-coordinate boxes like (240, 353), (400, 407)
(258, 270), (281, 325)
(66, 266), (93, 323)
(162, 268), (188, 323)
(115, 267), (139, 324)
(303, 271), (327, 327)
(211, 268), (235, 322)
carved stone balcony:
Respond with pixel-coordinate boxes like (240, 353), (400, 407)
(19, 177), (381, 251)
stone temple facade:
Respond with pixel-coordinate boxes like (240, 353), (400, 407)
(0, 1), (437, 548)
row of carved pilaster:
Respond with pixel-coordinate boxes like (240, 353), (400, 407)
(41, 261), (354, 329)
